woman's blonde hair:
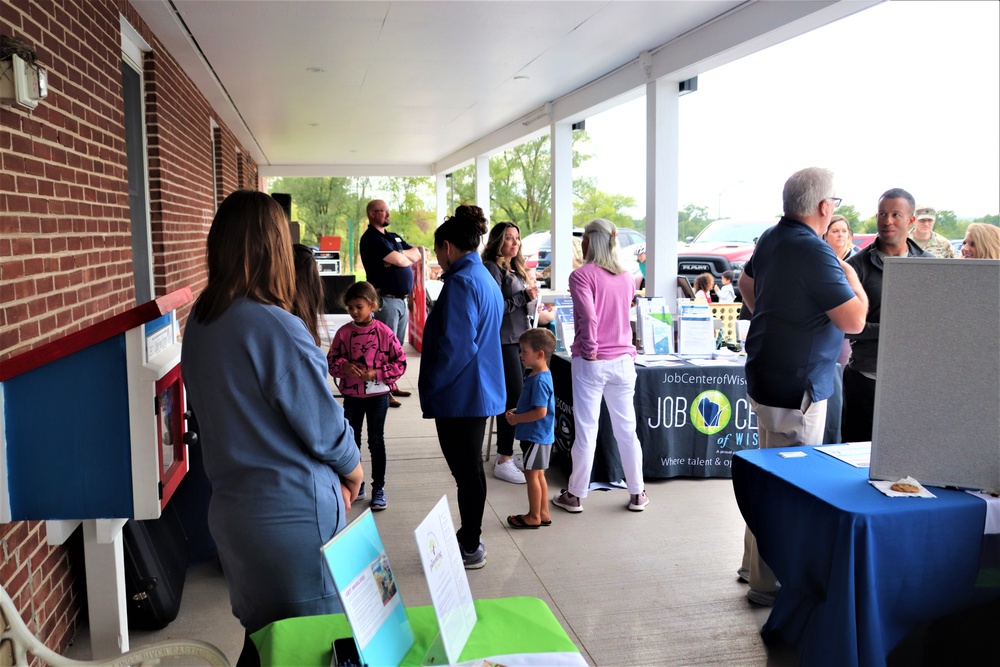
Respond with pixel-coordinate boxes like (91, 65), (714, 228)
(965, 223), (1000, 260)
(581, 218), (626, 274)
(193, 190), (295, 323)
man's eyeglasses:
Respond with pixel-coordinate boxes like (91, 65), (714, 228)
(828, 197), (842, 209)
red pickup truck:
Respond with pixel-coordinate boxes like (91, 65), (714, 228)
(677, 219), (777, 299)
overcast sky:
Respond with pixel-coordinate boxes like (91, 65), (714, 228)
(575, 0), (1000, 221)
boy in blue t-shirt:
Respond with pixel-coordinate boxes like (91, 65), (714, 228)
(504, 328), (557, 529)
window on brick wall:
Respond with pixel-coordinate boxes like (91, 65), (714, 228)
(122, 20), (154, 305)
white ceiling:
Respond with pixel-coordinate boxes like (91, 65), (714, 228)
(131, 1), (878, 176)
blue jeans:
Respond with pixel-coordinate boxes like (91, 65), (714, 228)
(374, 296), (407, 345)
(342, 394), (389, 490)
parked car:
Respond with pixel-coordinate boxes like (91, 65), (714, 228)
(677, 219), (777, 299)
(853, 233), (876, 251)
(537, 227), (645, 289)
(519, 230), (549, 271)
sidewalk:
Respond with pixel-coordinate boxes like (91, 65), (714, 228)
(67, 344), (791, 665)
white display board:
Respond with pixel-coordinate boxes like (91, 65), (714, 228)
(870, 258), (1000, 492)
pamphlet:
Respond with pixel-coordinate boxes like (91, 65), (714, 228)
(815, 442), (872, 468)
(321, 509), (414, 667)
(635, 296), (673, 354)
(413, 496), (477, 665)
(678, 302), (714, 357)
(554, 298), (575, 353)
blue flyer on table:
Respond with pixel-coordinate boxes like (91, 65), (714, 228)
(321, 509), (414, 666)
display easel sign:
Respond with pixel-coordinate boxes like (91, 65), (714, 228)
(413, 496), (477, 665)
(553, 297), (575, 353)
(677, 302), (714, 357)
(636, 296), (673, 354)
(321, 509), (414, 667)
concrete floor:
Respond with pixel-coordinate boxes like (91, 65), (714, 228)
(66, 346), (798, 666)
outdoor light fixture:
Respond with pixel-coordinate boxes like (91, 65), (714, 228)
(0, 37), (48, 110)
(679, 76), (698, 96)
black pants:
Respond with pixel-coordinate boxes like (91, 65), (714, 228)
(435, 417), (488, 552)
(841, 365), (876, 442)
(343, 394), (389, 490)
(495, 343), (525, 457)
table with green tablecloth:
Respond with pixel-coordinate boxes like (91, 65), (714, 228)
(251, 596), (585, 666)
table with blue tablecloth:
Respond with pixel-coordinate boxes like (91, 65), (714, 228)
(550, 354), (842, 481)
(732, 447), (1000, 666)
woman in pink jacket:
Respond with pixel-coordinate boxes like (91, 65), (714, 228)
(552, 218), (649, 514)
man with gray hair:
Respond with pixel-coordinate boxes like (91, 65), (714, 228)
(736, 167), (868, 606)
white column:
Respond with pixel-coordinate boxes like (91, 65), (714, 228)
(435, 172), (448, 227)
(645, 79), (680, 306)
(475, 155), (490, 215)
(550, 121), (573, 291)
(83, 518), (130, 658)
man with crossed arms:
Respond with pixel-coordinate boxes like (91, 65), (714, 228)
(359, 199), (421, 407)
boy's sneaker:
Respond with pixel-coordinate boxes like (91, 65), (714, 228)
(493, 458), (526, 484)
(512, 454), (525, 471)
(552, 489), (582, 513)
(628, 491), (649, 511)
(356, 482), (366, 499)
(461, 540), (487, 569)
(371, 488), (387, 511)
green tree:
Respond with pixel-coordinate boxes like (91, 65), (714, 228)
(572, 178), (636, 228)
(269, 177), (353, 245)
(678, 204), (712, 241)
(834, 204), (862, 232)
(381, 177), (436, 248)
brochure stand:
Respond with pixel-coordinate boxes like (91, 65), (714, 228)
(321, 510), (414, 667)
(677, 302), (714, 357)
(413, 496), (478, 666)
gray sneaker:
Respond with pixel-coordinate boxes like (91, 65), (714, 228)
(461, 540), (487, 569)
(737, 567), (750, 583)
(370, 488), (386, 511)
(747, 588), (777, 606)
(627, 491), (649, 511)
(552, 489), (583, 513)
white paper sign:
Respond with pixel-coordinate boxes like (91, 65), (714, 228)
(413, 496), (477, 665)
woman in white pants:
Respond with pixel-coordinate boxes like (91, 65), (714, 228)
(552, 218), (648, 513)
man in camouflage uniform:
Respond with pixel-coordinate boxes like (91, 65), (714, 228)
(908, 206), (957, 258)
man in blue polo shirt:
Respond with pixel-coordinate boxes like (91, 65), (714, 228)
(360, 199), (421, 407)
(736, 167), (868, 606)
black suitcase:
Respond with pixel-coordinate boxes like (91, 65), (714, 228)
(123, 502), (190, 630)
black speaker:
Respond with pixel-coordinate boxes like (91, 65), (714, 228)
(322, 275), (356, 314)
(271, 193), (292, 221)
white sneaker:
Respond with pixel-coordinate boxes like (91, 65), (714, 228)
(493, 458), (526, 484)
(512, 455), (525, 471)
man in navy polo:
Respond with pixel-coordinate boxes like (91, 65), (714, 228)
(360, 199), (421, 407)
(736, 167), (868, 606)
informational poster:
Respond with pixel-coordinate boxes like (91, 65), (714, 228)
(636, 296), (673, 354)
(321, 510), (413, 667)
(678, 302), (714, 357)
(413, 496), (477, 665)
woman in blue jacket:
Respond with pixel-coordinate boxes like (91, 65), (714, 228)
(418, 204), (505, 570)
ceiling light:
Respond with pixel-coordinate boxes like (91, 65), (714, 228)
(514, 75), (529, 81)
(306, 67), (325, 73)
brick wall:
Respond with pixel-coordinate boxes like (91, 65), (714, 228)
(1, 0), (258, 658)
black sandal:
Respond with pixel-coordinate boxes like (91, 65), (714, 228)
(507, 514), (541, 529)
